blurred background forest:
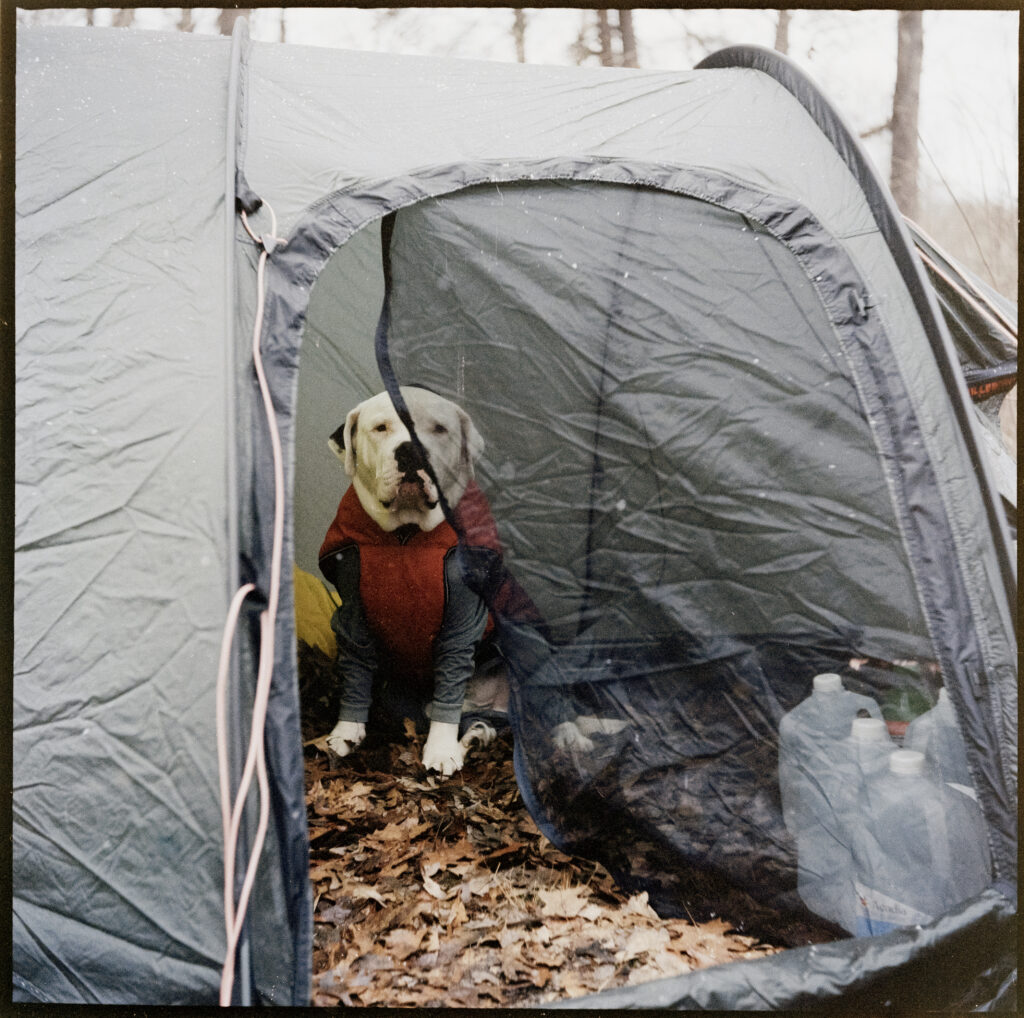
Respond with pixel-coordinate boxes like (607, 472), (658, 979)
(19, 6), (1019, 300)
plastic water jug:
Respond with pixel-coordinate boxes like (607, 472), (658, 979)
(779, 673), (881, 833)
(851, 749), (991, 936)
(905, 687), (975, 798)
(828, 717), (894, 931)
(792, 715), (892, 929)
(778, 673), (882, 926)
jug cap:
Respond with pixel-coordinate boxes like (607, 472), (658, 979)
(890, 749), (926, 776)
(812, 673), (843, 694)
(850, 717), (888, 743)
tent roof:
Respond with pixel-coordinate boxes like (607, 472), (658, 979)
(240, 39), (876, 242)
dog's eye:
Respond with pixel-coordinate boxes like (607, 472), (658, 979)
(432, 423), (448, 435)
(373, 423), (388, 433)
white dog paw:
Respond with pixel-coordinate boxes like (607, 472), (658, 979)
(460, 719), (496, 751)
(422, 720), (465, 776)
(326, 720), (366, 758)
(552, 720), (594, 752)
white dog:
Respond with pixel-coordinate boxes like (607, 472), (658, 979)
(319, 387), (495, 776)
(334, 386), (483, 536)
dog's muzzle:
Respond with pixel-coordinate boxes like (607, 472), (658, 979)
(394, 440), (427, 476)
(382, 441), (438, 511)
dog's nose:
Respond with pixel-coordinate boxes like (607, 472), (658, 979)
(394, 440), (427, 475)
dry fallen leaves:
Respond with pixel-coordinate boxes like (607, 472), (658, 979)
(300, 644), (785, 1007)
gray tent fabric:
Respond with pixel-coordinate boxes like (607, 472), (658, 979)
(14, 26), (310, 1006)
(377, 181), (944, 914)
(14, 21), (1016, 1009)
(14, 28), (239, 1003)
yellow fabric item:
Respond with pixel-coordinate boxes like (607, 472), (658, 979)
(293, 563), (341, 656)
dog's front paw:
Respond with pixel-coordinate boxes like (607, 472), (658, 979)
(460, 719), (496, 751)
(552, 720), (594, 752)
(422, 720), (465, 776)
(326, 720), (366, 759)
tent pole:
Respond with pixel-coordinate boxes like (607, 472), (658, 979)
(224, 15), (253, 1008)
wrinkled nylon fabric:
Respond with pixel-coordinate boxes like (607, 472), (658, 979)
(14, 28), (233, 1003)
(379, 182), (937, 916)
(230, 26), (314, 1006)
(264, 40), (1014, 867)
(241, 42), (872, 242)
(284, 152), (1015, 1006)
(907, 222), (1017, 373)
(15, 22), (1016, 1011)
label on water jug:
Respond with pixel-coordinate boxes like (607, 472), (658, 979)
(853, 882), (933, 936)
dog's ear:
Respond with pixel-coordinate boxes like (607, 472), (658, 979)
(341, 406), (360, 476)
(458, 408), (484, 477)
(328, 424), (346, 461)
(327, 408), (360, 476)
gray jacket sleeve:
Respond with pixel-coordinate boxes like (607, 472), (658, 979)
(428, 548), (489, 724)
(326, 545), (378, 724)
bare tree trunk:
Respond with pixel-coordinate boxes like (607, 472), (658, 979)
(618, 9), (638, 67)
(571, 15), (589, 65)
(178, 9), (194, 32)
(574, 10), (637, 67)
(280, 8), (287, 43)
(596, 10), (615, 66)
(218, 8), (251, 36)
(85, 9), (94, 26)
(891, 11), (923, 219)
(512, 9), (526, 63)
(111, 9), (135, 28)
(774, 10), (791, 55)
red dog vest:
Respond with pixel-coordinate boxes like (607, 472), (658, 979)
(319, 482), (499, 680)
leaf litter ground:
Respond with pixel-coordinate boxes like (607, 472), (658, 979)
(300, 643), (808, 1007)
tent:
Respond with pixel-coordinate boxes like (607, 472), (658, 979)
(13, 22), (1016, 1008)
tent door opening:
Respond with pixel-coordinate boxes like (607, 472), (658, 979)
(290, 177), (990, 952)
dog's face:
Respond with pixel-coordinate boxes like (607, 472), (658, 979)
(330, 387), (484, 532)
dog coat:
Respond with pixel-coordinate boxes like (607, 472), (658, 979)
(319, 481), (500, 725)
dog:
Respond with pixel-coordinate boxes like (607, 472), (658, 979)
(318, 386), (497, 776)
(332, 386), (483, 536)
